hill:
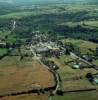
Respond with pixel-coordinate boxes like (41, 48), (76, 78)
(0, 0), (98, 6)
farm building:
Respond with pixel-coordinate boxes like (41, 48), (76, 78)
(0, 42), (6, 48)
(82, 55), (93, 62)
(93, 74), (98, 84)
(72, 64), (80, 69)
(35, 46), (49, 53)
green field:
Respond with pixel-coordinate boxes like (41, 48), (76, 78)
(0, 48), (7, 56)
(0, 11), (33, 19)
(53, 91), (98, 100)
(0, 31), (11, 39)
(62, 38), (98, 55)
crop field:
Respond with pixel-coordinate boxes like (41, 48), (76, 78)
(0, 56), (54, 95)
(0, 93), (48, 100)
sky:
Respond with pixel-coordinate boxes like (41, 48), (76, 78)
(0, 0), (88, 3)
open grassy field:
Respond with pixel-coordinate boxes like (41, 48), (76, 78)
(59, 20), (98, 28)
(62, 38), (98, 55)
(0, 11), (33, 19)
(49, 56), (97, 90)
(0, 56), (54, 95)
(0, 31), (11, 39)
(47, 39), (98, 100)
(0, 48), (7, 56)
(93, 59), (98, 66)
(53, 91), (98, 100)
(84, 21), (98, 27)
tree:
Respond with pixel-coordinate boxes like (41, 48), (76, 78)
(96, 47), (98, 56)
(86, 73), (93, 83)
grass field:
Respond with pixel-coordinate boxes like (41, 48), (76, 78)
(0, 11), (33, 19)
(62, 38), (98, 55)
(0, 31), (11, 39)
(48, 39), (98, 100)
(53, 91), (98, 100)
(84, 21), (98, 27)
(0, 48), (7, 56)
(0, 56), (54, 95)
(50, 57), (97, 89)
(93, 59), (98, 66)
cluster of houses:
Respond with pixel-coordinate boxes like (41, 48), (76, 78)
(31, 32), (67, 58)
(31, 31), (98, 85)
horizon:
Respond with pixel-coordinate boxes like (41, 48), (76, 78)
(0, 0), (97, 5)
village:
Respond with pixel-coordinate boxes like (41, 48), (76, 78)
(30, 30), (98, 92)
(0, 29), (98, 98)
(0, 29), (98, 100)
(0, 0), (98, 99)
(0, 20), (98, 99)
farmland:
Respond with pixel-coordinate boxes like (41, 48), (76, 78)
(0, 0), (98, 100)
(0, 56), (54, 95)
(49, 56), (97, 91)
(53, 91), (98, 100)
(62, 38), (98, 55)
(0, 93), (48, 100)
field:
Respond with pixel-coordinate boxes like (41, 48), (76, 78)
(0, 48), (7, 56)
(0, 56), (54, 95)
(53, 91), (98, 100)
(62, 38), (98, 55)
(46, 39), (98, 100)
(0, 11), (33, 19)
(0, 93), (48, 100)
(49, 56), (97, 90)
(84, 21), (98, 27)
(0, 31), (11, 39)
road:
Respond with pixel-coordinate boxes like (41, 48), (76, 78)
(30, 44), (61, 100)
(12, 20), (16, 30)
(30, 44), (39, 60)
(70, 52), (94, 67)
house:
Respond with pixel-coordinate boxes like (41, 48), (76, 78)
(72, 61), (82, 69)
(47, 61), (58, 70)
(35, 46), (49, 54)
(82, 55), (93, 62)
(86, 73), (98, 84)
(0, 42), (6, 48)
(93, 74), (98, 84)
